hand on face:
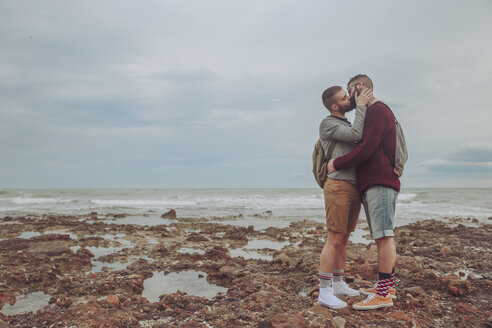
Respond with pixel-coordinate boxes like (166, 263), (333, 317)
(355, 87), (373, 107)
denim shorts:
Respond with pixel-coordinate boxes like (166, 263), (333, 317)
(362, 186), (398, 240)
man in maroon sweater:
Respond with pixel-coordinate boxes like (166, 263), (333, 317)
(328, 74), (400, 310)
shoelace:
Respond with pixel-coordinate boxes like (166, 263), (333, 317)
(362, 293), (376, 304)
(337, 282), (352, 291)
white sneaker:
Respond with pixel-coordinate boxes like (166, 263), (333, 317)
(318, 287), (348, 309)
(332, 281), (360, 297)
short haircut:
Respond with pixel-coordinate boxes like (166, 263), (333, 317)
(347, 74), (373, 90)
(322, 86), (343, 111)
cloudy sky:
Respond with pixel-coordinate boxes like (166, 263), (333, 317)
(1, 0), (491, 188)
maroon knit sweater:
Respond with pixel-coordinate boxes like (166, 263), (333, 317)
(333, 101), (400, 194)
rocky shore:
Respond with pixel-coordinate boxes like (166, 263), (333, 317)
(0, 212), (490, 328)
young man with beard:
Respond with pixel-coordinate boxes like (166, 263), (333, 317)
(317, 85), (372, 309)
(328, 74), (400, 310)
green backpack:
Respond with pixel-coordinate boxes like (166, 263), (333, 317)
(312, 139), (337, 188)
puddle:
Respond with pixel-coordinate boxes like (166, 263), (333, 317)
(210, 216), (293, 230)
(178, 248), (205, 255)
(16, 230), (78, 240)
(142, 270), (227, 302)
(0, 291), (51, 315)
(70, 234), (135, 272)
(455, 268), (482, 280)
(228, 248), (272, 260)
(98, 216), (175, 226)
(244, 239), (289, 250)
(44, 229), (78, 240)
(147, 238), (160, 245)
(91, 255), (156, 273)
(17, 231), (42, 239)
(91, 260), (129, 273)
(350, 228), (373, 245)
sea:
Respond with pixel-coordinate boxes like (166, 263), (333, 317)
(1, 188), (491, 227)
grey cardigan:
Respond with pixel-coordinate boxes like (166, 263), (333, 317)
(319, 105), (367, 185)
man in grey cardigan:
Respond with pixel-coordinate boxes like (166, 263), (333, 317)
(317, 85), (372, 309)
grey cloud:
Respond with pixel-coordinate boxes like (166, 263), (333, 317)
(421, 142), (492, 174)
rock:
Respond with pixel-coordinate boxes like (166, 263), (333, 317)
(27, 241), (71, 256)
(161, 209), (176, 219)
(453, 303), (478, 314)
(405, 286), (426, 297)
(270, 313), (308, 328)
(273, 253), (290, 266)
(388, 311), (412, 321)
(296, 253), (316, 269)
(152, 324), (169, 328)
(0, 319), (8, 328)
(105, 294), (121, 306)
(308, 304), (333, 319)
(0, 293), (16, 307)
(337, 307), (350, 316)
(449, 280), (471, 296)
(332, 316), (346, 328)
(90, 212), (98, 219)
(440, 246), (452, 255)
(255, 290), (273, 304)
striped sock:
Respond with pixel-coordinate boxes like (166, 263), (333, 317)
(376, 272), (392, 297)
(390, 267), (396, 289)
(319, 272), (332, 288)
(333, 269), (343, 282)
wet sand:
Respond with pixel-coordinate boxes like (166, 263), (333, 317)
(0, 212), (490, 328)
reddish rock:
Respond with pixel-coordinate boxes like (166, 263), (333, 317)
(440, 246), (452, 255)
(388, 311), (412, 321)
(104, 294), (120, 306)
(270, 313), (308, 328)
(449, 279), (472, 296)
(453, 303), (478, 314)
(0, 293), (16, 307)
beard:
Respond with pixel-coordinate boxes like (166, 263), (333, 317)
(340, 101), (354, 113)
(349, 96), (357, 110)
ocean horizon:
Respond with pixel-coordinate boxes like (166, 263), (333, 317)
(1, 187), (491, 227)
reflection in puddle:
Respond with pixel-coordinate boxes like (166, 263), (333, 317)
(178, 248), (205, 255)
(245, 239), (289, 250)
(17, 230), (78, 240)
(142, 271), (227, 302)
(228, 248), (272, 260)
(17, 231), (42, 239)
(91, 260), (129, 273)
(99, 216), (175, 226)
(0, 291), (51, 315)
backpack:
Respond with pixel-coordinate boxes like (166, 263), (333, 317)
(312, 139), (337, 188)
(384, 111), (408, 177)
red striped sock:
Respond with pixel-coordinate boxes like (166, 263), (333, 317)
(390, 268), (396, 289)
(319, 272), (332, 288)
